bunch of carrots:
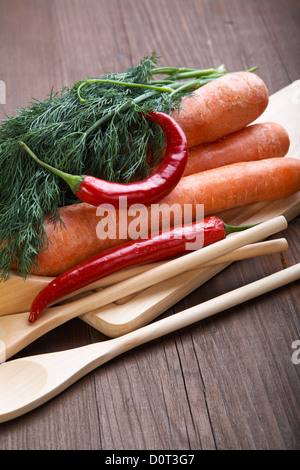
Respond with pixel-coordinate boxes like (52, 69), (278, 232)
(31, 71), (299, 277)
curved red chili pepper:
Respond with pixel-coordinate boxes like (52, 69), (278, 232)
(28, 217), (253, 323)
(20, 111), (188, 208)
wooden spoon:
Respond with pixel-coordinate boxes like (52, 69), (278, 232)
(0, 216), (288, 359)
(0, 262), (299, 424)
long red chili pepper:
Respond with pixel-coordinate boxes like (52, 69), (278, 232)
(20, 111), (188, 208)
(28, 217), (253, 323)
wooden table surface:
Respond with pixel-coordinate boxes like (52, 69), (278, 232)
(0, 0), (299, 451)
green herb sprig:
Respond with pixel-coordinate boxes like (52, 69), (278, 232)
(0, 54), (257, 279)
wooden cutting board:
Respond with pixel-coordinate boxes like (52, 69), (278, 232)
(81, 80), (300, 337)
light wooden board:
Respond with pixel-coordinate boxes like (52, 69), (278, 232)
(82, 80), (300, 336)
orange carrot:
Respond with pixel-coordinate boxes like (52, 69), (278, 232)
(183, 122), (290, 176)
(163, 157), (300, 218)
(32, 157), (300, 276)
(30, 203), (130, 277)
(172, 72), (269, 147)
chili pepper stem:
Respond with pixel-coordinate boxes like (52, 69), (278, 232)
(224, 222), (258, 235)
(19, 141), (84, 194)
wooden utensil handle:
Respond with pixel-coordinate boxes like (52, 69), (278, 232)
(76, 216), (288, 314)
(112, 263), (300, 357)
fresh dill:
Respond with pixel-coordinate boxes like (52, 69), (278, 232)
(0, 54), (255, 279)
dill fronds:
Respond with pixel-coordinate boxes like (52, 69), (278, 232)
(0, 54), (247, 279)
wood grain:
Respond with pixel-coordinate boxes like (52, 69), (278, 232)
(0, 0), (299, 450)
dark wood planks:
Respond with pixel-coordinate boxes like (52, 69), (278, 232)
(0, 0), (299, 450)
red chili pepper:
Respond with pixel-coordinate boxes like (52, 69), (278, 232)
(19, 111), (188, 208)
(28, 217), (253, 323)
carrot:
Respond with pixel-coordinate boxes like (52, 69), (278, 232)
(183, 122), (290, 176)
(163, 157), (300, 218)
(30, 203), (130, 277)
(32, 157), (300, 276)
(171, 72), (269, 147)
